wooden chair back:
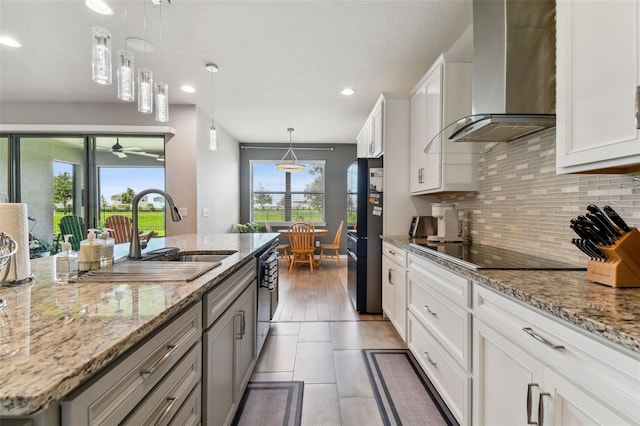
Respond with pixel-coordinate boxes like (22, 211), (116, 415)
(332, 220), (344, 247)
(58, 215), (85, 251)
(288, 222), (315, 253)
(104, 215), (133, 244)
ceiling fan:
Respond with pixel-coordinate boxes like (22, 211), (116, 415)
(109, 139), (159, 159)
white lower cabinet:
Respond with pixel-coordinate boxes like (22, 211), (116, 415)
(203, 261), (257, 426)
(382, 242), (407, 340)
(407, 253), (472, 425)
(474, 285), (640, 426)
(61, 302), (202, 425)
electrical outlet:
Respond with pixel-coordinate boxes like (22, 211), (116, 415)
(202, 208), (209, 217)
(315, 241), (320, 247)
(179, 207), (188, 217)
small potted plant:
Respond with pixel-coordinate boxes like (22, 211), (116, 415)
(29, 236), (52, 258)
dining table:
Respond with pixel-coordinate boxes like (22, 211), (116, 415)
(277, 228), (329, 238)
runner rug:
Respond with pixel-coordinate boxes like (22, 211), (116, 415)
(231, 381), (304, 426)
(362, 349), (458, 426)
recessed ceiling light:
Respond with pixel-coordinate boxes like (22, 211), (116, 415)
(126, 37), (155, 53)
(181, 85), (196, 93)
(0, 36), (20, 48)
(341, 88), (355, 96)
(85, 0), (113, 15)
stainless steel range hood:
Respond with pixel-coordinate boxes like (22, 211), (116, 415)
(449, 0), (556, 143)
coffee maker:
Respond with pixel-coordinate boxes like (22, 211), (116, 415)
(427, 203), (462, 242)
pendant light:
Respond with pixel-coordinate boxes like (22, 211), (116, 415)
(276, 128), (306, 172)
(206, 63), (219, 151)
(91, 26), (112, 85)
(117, 1), (134, 101)
(155, 1), (169, 122)
(137, 0), (153, 114)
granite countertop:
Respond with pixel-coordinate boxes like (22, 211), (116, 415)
(382, 235), (640, 356)
(0, 233), (277, 416)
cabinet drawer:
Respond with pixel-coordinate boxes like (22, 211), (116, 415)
(61, 302), (202, 425)
(408, 277), (470, 371)
(204, 260), (256, 329)
(170, 382), (201, 426)
(408, 312), (470, 426)
(474, 285), (640, 424)
(123, 341), (201, 426)
(408, 253), (470, 308)
(382, 242), (407, 267)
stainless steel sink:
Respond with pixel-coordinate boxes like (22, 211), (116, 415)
(169, 250), (237, 263)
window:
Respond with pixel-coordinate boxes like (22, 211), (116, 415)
(250, 160), (325, 224)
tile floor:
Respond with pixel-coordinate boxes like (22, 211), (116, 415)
(251, 320), (408, 426)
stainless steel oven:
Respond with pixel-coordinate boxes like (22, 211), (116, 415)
(256, 240), (279, 357)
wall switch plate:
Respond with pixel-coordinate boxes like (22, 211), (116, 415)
(179, 207), (188, 217)
(315, 241), (320, 247)
(202, 208), (209, 217)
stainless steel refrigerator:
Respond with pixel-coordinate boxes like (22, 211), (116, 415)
(346, 158), (383, 314)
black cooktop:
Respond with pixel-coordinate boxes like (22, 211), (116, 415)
(409, 241), (585, 270)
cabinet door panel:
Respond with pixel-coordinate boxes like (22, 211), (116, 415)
(556, 0), (640, 172)
(473, 318), (544, 426)
(423, 67), (443, 190)
(235, 284), (257, 402)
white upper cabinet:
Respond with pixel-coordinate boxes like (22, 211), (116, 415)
(410, 54), (477, 194)
(357, 98), (384, 158)
(556, 0), (640, 174)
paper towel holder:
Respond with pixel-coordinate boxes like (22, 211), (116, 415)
(0, 232), (33, 286)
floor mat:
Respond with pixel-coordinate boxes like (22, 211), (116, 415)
(232, 381), (304, 426)
(362, 349), (458, 426)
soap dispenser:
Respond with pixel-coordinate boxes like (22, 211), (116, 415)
(56, 234), (78, 282)
(100, 228), (115, 267)
(79, 228), (102, 272)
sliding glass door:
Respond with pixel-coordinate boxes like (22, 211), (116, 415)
(0, 133), (166, 255)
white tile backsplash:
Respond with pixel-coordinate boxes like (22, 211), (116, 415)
(437, 128), (640, 265)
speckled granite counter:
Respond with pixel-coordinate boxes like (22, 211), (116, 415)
(382, 235), (640, 356)
(0, 233), (277, 416)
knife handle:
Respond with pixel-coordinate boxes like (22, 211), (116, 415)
(603, 206), (631, 233)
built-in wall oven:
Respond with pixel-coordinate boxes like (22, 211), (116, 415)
(256, 240), (279, 356)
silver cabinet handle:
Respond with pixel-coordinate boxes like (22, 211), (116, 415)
(636, 86), (640, 129)
(152, 397), (177, 426)
(140, 344), (177, 376)
(423, 305), (437, 316)
(235, 312), (244, 339)
(387, 249), (396, 256)
(527, 383), (539, 425)
(388, 267), (393, 285)
(522, 327), (565, 350)
(538, 392), (550, 426)
(241, 310), (246, 337)
(424, 352), (437, 366)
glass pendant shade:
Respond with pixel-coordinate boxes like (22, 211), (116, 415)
(137, 68), (153, 114)
(209, 123), (218, 151)
(91, 27), (112, 85)
(275, 128), (305, 172)
(155, 81), (169, 122)
(116, 50), (135, 101)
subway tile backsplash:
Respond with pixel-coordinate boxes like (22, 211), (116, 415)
(437, 128), (640, 265)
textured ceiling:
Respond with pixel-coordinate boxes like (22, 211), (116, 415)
(0, 0), (472, 143)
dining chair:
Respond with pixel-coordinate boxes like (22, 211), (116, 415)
(104, 215), (156, 245)
(58, 215), (85, 251)
(287, 222), (316, 273)
(265, 222), (291, 265)
(318, 220), (344, 267)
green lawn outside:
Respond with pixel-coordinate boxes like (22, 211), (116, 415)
(252, 208), (323, 222)
(53, 211), (166, 237)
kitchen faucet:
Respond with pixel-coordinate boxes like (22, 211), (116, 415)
(128, 189), (182, 260)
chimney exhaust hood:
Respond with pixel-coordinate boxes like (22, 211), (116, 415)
(449, 0), (556, 143)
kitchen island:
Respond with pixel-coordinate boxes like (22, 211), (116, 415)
(0, 232), (278, 420)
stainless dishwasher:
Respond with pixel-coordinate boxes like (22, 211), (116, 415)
(256, 240), (279, 356)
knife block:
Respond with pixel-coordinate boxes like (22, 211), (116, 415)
(586, 227), (640, 288)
